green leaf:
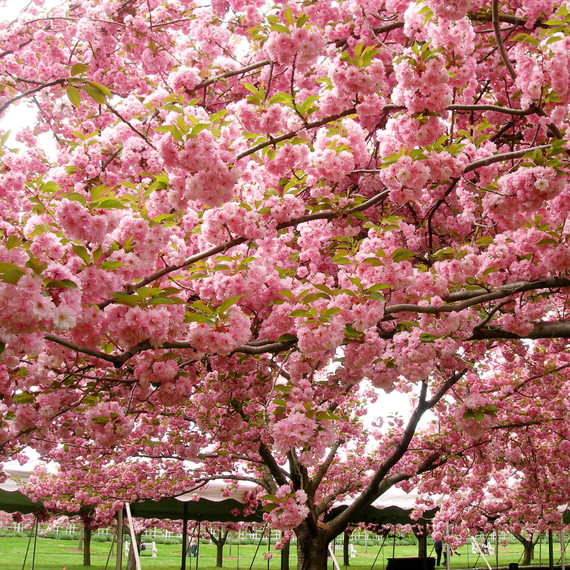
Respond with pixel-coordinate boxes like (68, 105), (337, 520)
(6, 236), (22, 250)
(81, 84), (108, 104)
(92, 198), (126, 210)
(363, 257), (384, 266)
(302, 292), (330, 303)
(368, 292), (385, 302)
(87, 81), (111, 97)
(0, 262), (26, 285)
(13, 392), (35, 405)
(73, 245), (91, 265)
(511, 33), (539, 46)
(147, 296), (176, 305)
(71, 63), (90, 76)
(289, 309), (313, 318)
(321, 307), (343, 320)
(391, 248), (415, 263)
(45, 279), (79, 289)
(63, 192), (87, 206)
(367, 283), (391, 292)
(111, 292), (139, 307)
(219, 296), (241, 313)
(184, 312), (213, 324)
(190, 123), (209, 137)
(90, 416), (109, 424)
(313, 284), (334, 296)
(537, 238), (558, 246)
(190, 300), (214, 314)
(66, 85), (82, 108)
(277, 334), (298, 343)
(100, 260), (125, 271)
(277, 289), (295, 300)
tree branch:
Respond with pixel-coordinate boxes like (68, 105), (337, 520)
(309, 439), (344, 496)
(191, 59), (273, 93)
(492, 0), (517, 81)
(386, 276), (570, 315)
(0, 78), (66, 115)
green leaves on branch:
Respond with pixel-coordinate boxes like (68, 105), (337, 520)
(340, 43), (380, 68)
(112, 286), (187, 308)
(184, 296), (241, 325)
(0, 262), (26, 285)
(65, 64), (111, 108)
(462, 404), (498, 422)
(265, 7), (309, 33)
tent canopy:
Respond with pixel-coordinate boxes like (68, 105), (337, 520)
(0, 470), (42, 514)
(129, 481), (262, 522)
(128, 484), (435, 525)
(0, 488), (42, 515)
(0, 473), (435, 526)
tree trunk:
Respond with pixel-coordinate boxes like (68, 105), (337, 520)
(83, 525), (92, 566)
(523, 541), (535, 565)
(216, 541), (224, 567)
(415, 526), (427, 558)
(205, 528), (228, 568)
(296, 525), (330, 570)
(511, 531), (538, 566)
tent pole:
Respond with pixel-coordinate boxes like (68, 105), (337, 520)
(267, 526), (271, 570)
(445, 522), (450, 570)
(31, 515), (39, 570)
(181, 503), (188, 570)
(105, 523), (118, 570)
(195, 520), (200, 570)
(21, 519), (34, 570)
(549, 530), (554, 570)
(369, 532), (389, 570)
(116, 507), (124, 570)
(125, 503), (141, 570)
(249, 523), (269, 570)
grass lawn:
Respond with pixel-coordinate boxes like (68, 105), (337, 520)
(1, 536), (567, 569)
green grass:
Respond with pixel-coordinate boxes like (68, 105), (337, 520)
(0, 536), (566, 569)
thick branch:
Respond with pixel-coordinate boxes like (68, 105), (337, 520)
(471, 321), (570, 340)
(236, 107), (357, 161)
(257, 442), (289, 488)
(326, 371), (466, 538)
(43, 333), (120, 365)
(309, 439), (344, 496)
(99, 190), (389, 308)
(0, 78), (65, 115)
(386, 276), (570, 315)
(355, 144), (553, 177)
(492, 0), (517, 81)
(48, 278), (570, 367)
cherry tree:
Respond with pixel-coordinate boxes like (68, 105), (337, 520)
(415, 341), (570, 558)
(2, 0), (570, 567)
